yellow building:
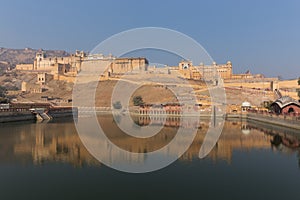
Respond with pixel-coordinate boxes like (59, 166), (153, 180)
(172, 60), (233, 80)
(171, 60), (267, 82)
(15, 63), (34, 71)
(33, 50), (84, 75)
(16, 50), (148, 81)
(109, 57), (148, 75)
(16, 50), (266, 83)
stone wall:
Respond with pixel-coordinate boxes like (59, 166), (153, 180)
(172, 60), (233, 80)
(247, 112), (300, 130)
(110, 57), (148, 74)
(0, 111), (35, 123)
(15, 64), (34, 70)
(282, 105), (300, 114)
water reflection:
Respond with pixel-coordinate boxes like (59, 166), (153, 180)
(244, 120), (300, 166)
(0, 119), (100, 167)
(0, 116), (299, 168)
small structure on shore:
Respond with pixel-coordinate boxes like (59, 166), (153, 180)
(139, 103), (183, 115)
(0, 102), (76, 123)
(241, 101), (251, 112)
(270, 96), (300, 115)
(138, 103), (204, 115)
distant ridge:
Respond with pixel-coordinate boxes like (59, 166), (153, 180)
(0, 47), (69, 70)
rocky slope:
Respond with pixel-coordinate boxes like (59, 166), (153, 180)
(0, 47), (69, 70)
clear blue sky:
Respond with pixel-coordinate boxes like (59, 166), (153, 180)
(0, 0), (299, 79)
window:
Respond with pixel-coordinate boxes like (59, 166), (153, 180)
(288, 107), (295, 113)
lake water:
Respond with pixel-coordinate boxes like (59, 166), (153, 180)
(0, 115), (299, 200)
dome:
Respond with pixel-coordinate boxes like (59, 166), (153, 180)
(242, 102), (251, 107)
(276, 96), (296, 105)
(273, 96), (300, 108)
(242, 129), (251, 135)
(227, 61), (232, 65)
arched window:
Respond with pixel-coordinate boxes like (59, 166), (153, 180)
(288, 107), (295, 113)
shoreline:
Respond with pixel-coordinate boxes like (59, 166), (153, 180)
(225, 112), (300, 130)
(1, 109), (300, 130)
(0, 106), (76, 123)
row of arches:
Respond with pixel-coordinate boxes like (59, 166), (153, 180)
(139, 109), (182, 115)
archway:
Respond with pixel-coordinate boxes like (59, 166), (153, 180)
(288, 107), (295, 113)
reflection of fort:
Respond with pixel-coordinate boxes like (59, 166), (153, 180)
(247, 121), (300, 157)
(0, 116), (298, 167)
(100, 116), (274, 163)
(135, 116), (199, 128)
(182, 120), (273, 162)
(11, 121), (100, 167)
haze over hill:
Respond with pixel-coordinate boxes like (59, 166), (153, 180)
(0, 47), (69, 70)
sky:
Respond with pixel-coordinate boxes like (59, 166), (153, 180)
(0, 0), (299, 79)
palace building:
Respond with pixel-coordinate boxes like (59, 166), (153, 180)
(168, 60), (264, 81)
(15, 50), (263, 84)
(16, 50), (85, 76)
(169, 60), (233, 80)
(16, 50), (149, 82)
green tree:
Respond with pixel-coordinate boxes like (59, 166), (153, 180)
(298, 90), (300, 99)
(262, 101), (273, 110)
(113, 101), (122, 109)
(0, 86), (8, 103)
(298, 77), (300, 85)
(133, 95), (144, 106)
(0, 86), (6, 98)
(0, 97), (8, 103)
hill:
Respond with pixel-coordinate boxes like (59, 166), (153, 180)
(0, 47), (69, 70)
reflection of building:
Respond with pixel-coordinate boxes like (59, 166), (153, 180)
(270, 96), (300, 114)
(1, 116), (297, 167)
(136, 116), (200, 128)
(12, 122), (100, 167)
(132, 116), (273, 163)
(182, 120), (273, 162)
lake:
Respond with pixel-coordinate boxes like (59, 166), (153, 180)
(0, 115), (299, 200)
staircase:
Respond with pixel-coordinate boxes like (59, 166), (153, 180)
(30, 108), (52, 121)
(274, 89), (282, 99)
(39, 112), (51, 120)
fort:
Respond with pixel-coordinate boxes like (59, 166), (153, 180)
(8, 49), (299, 118)
(16, 50), (149, 83)
(15, 50), (270, 85)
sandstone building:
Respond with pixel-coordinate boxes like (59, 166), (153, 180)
(173, 60), (232, 80)
(16, 50), (148, 82)
(16, 50), (267, 85)
(168, 60), (264, 81)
